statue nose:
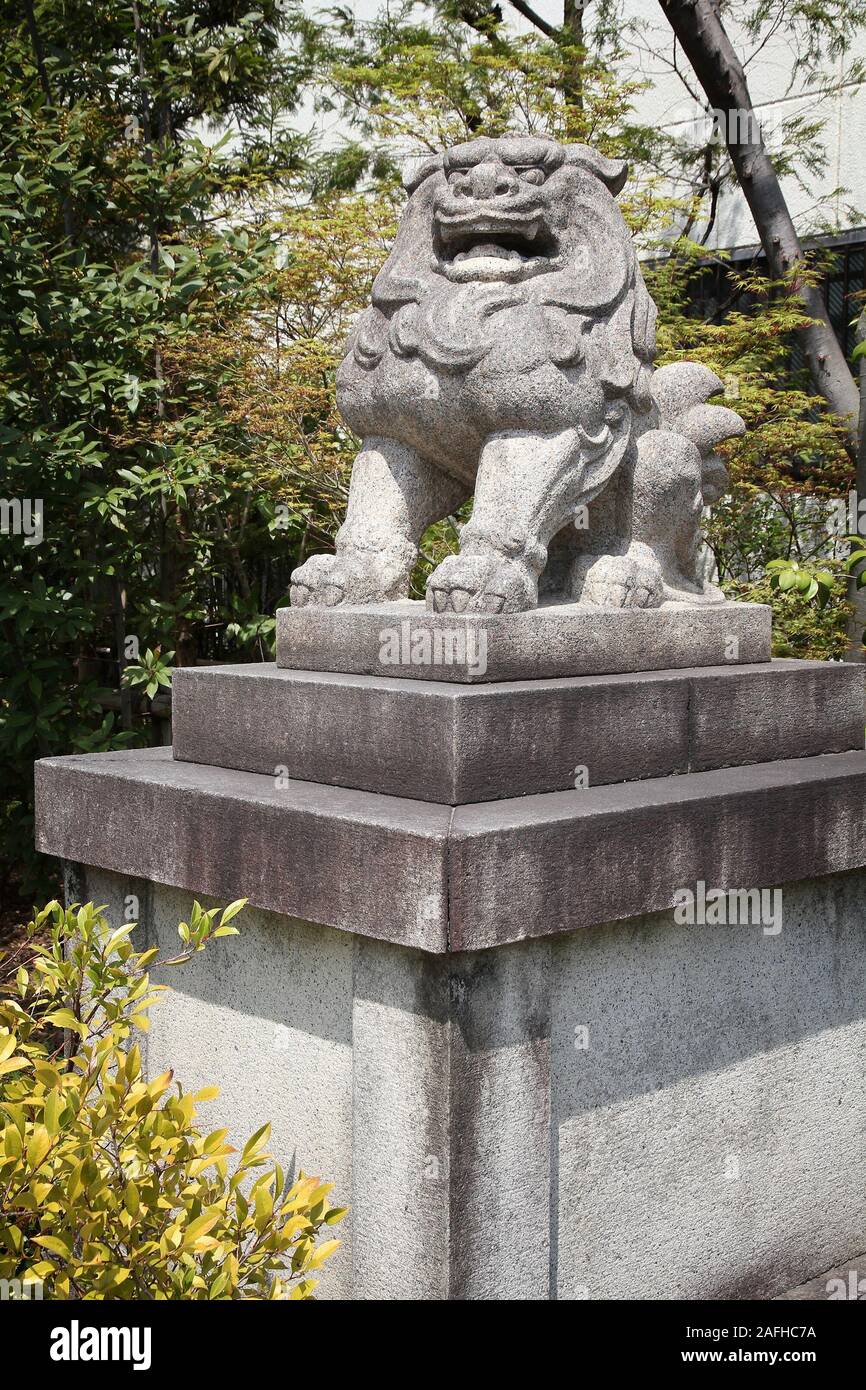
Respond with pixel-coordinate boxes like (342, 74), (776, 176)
(468, 161), (519, 199)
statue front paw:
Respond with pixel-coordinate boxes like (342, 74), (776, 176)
(426, 551), (537, 614)
(290, 554), (345, 608)
(574, 550), (664, 609)
(290, 548), (410, 607)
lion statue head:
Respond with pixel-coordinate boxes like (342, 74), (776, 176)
(337, 133), (658, 475)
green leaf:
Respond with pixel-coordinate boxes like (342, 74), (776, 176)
(240, 1123), (271, 1165)
(43, 1090), (63, 1135)
(45, 1009), (87, 1038)
(31, 1234), (71, 1258)
(0, 1056), (31, 1078)
(219, 899), (247, 926)
(254, 1184), (274, 1232)
(182, 1210), (221, 1247)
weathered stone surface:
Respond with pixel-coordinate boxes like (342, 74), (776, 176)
(448, 751), (866, 950)
(172, 658), (864, 803)
(276, 598), (772, 682)
(288, 134), (748, 618)
(173, 664), (477, 804)
(548, 867), (866, 1299)
(36, 745), (866, 952)
(689, 660), (865, 770)
(351, 939), (450, 1299)
(81, 864), (866, 1300)
(35, 748), (451, 951)
(446, 941), (552, 1298)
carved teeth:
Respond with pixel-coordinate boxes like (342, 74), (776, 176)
(454, 242), (525, 262)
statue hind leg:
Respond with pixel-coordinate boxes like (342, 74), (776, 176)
(571, 365), (745, 608)
(290, 437), (468, 607)
(426, 417), (631, 614)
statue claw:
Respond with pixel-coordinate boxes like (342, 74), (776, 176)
(289, 548), (412, 607)
(426, 550), (536, 614)
(573, 550), (664, 609)
(481, 593), (506, 613)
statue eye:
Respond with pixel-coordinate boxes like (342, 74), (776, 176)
(517, 167), (545, 186)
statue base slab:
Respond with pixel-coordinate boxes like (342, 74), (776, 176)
(36, 741), (866, 953)
(276, 599), (771, 683)
(171, 658), (863, 805)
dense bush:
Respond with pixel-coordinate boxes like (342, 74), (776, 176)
(0, 898), (344, 1299)
(725, 571), (853, 662)
(0, 2), (319, 896)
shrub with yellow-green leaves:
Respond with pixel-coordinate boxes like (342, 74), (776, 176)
(0, 899), (345, 1299)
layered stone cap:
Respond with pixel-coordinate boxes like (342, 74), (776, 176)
(277, 599), (772, 683)
(35, 745), (866, 954)
(172, 659), (866, 804)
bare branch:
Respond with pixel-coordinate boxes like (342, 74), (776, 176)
(506, 0), (555, 39)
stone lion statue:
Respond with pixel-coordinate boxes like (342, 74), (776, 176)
(290, 134), (745, 614)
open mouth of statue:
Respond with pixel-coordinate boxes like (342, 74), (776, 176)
(435, 218), (558, 277)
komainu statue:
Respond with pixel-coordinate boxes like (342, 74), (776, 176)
(290, 134), (745, 615)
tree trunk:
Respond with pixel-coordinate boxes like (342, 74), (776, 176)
(563, 0), (586, 118)
(847, 310), (866, 658)
(658, 0), (860, 448)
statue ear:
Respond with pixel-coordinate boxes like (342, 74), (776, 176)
(563, 145), (628, 195)
(403, 154), (444, 194)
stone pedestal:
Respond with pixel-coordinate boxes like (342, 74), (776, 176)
(35, 648), (866, 1300)
(276, 599), (772, 682)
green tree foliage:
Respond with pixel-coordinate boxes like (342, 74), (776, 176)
(0, 1), (311, 893)
(0, 898), (345, 1298)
